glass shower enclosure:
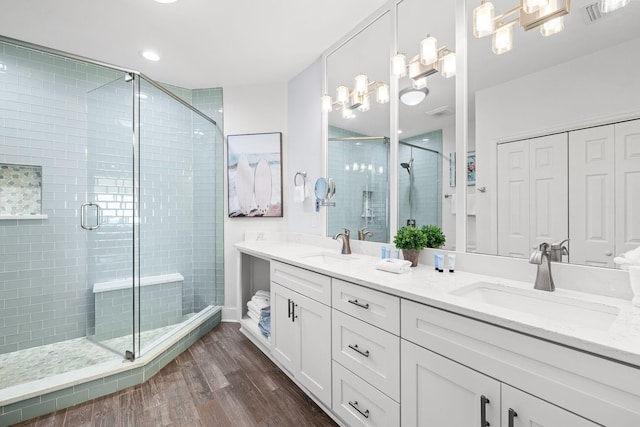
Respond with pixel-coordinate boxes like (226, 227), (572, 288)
(0, 38), (223, 391)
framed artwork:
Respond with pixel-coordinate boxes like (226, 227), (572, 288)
(227, 132), (283, 217)
(449, 151), (476, 187)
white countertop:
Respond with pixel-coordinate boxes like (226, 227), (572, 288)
(236, 239), (640, 368)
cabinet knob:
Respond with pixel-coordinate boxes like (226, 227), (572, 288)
(605, 251), (613, 256)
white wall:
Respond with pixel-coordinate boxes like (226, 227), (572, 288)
(473, 38), (640, 255)
(223, 82), (288, 320)
(286, 58), (324, 234)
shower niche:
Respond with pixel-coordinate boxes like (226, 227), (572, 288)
(0, 163), (47, 219)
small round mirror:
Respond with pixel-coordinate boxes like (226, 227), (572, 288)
(314, 177), (329, 200)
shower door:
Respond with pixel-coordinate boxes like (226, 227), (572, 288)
(85, 74), (137, 358)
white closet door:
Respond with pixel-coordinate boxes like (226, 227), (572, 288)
(530, 133), (569, 253)
(615, 119), (640, 257)
(497, 140), (530, 258)
(569, 125), (616, 267)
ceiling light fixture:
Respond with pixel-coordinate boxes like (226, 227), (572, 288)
(321, 74), (389, 114)
(140, 50), (160, 61)
(399, 87), (429, 106)
(473, 0), (571, 54)
(154, 0), (178, 3)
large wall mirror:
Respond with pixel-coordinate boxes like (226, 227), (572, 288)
(325, 11), (392, 243)
(397, 0), (456, 250)
(467, 0), (640, 268)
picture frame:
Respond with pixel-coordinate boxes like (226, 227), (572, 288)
(227, 132), (283, 217)
(449, 151), (476, 187)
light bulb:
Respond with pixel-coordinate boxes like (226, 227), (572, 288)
(473, 2), (495, 38)
(358, 95), (370, 112)
(441, 51), (456, 78)
(522, 0), (549, 13)
(354, 74), (369, 95)
(320, 95), (333, 113)
(420, 36), (438, 66)
(492, 23), (514, 55)
(413, 77), (428, 90)
(336, 85), (349, 104)
(599, 0), (630, 13)
(391, 54), (407, 77)
(375, 82), (390, 104)
(540, 16), (564, 36)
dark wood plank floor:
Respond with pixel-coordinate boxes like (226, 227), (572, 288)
(16, 322), (338, 427)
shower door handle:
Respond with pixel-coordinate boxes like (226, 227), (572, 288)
(81, 202), (101, 230)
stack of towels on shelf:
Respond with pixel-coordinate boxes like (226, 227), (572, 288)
(247, 290), (271, 339)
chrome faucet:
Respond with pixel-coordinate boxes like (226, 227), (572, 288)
(529, 242), (555, 292)
(333, 228), (352, 254)
(358, 228), (373, 241)
(549, 239), (569, 262)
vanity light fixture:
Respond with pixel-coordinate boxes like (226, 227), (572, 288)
(321, 74), (389, 114)
(472, 0), (571, 54)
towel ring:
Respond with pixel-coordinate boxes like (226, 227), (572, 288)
(294, 171), (307, 186)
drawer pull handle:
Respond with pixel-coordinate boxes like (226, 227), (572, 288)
(348, 344), (370, 358)
(287, 298), (292, 319)
(480, 395), (490, 427)
(508, 409), (517, 427)
(347, 299), (370, 310)
(348, 400), (370, 419)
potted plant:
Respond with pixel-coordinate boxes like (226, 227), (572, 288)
(421, 225), (446, 249)
(393, 226), (427, 267)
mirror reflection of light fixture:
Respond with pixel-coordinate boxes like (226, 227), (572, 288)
(472, 0), (571, 54)
(321, 73), (389, 113)
(391, 33), (455, 105)
(399, 87), (429, 106)
(599, 0), (629, 13)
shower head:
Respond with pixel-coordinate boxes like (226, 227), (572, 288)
(401, 162), (412, 174)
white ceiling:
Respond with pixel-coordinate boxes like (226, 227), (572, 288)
(0, 0), (388, 89)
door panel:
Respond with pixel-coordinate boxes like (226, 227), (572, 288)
(615, 119), (640, 256)
(569, 126), (615, 267)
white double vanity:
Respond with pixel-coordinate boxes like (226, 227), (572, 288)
(235, 235), (640, 427)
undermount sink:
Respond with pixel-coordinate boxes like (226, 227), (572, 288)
(451, 282), (620, 331)
(299, 252), (358, 264)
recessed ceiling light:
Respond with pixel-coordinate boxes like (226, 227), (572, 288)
(422, 138), (430, 142)
(140, 50), (160, 61)
(154, 0), (177, 3)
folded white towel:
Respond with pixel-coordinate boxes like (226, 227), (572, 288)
(247, 300), (261, 317)
(375, 258), (412, 274)
(255, 290), (270, 299)
(247, 310), (260, 323)
(251, 295), (270, 310)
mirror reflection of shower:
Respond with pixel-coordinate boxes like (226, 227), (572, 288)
(400, 159), (415, 226)
(327, 131), (390, 243)
(398, 130), (443, 230)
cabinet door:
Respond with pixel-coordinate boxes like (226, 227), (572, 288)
(271, 282), (299, 374)
(569, 125), (616, 267)
(502, 384), (599, 427)
(401, 340), (500, 427)
(297, 292), (332, 407)
(615, 119), (640, 256)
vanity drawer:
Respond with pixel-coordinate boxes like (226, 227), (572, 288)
(270, 261), (331, 305)
(332, 278), (400, 334)
(332, 361), (400, 427)
(332, 309), (400, 401)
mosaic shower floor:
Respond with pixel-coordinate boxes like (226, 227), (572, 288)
(0, 325), (177, 389)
